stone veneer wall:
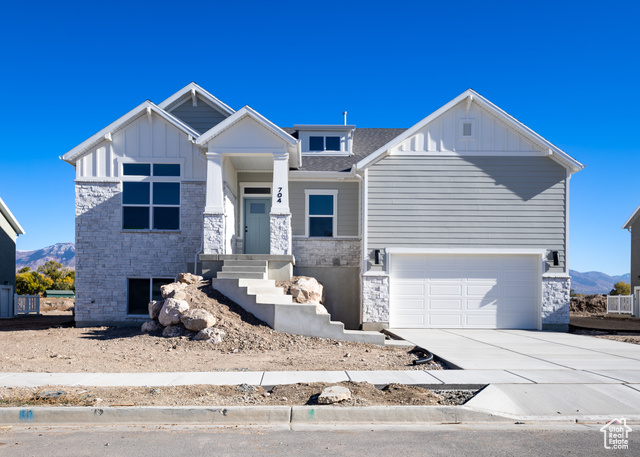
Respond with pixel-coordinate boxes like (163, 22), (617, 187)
(75, 182), (205, 325)
(270, 214), (292, 255)
(362, 275), (390, 325)
(203, 213), (224, 254)
(541, 276), (571, 330)
(292, 238), (361, 268)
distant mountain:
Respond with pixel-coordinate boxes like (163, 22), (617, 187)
(569, 270), (631, 295)
(16, 243), (75, 271)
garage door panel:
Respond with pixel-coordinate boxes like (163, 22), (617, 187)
(390, 254), (539, 329)
(428, 314), (463, 327)
(429, 299), (462, 310)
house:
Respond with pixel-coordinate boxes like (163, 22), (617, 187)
(62, 83), (583, 333)
(623, 205), (640, 304)
(0, 197), (25, 318)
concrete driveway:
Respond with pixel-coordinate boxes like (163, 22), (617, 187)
(389, 329), (640, 370)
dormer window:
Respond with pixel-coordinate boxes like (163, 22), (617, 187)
(309, 136), (341, 152)
(295, 124), (355, 156)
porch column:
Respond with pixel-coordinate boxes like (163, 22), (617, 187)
(203, 151), (225, 254)
(270, 152), (292, 255)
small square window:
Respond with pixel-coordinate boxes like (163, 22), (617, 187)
(325, 136), (340, 151)
(153, 183), (180, 205)
(153, 207), (180, 230)
(309, 136), (324, 151)
(122, 182), (150, 205)
(123, 207), (150, 230)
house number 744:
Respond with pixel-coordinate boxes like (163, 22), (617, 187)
(277, 187), (283, 203)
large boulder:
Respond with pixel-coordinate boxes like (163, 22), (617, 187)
(141, 320), (163, 333)
(158, 298), (189, 326)
(290, 277), (325, 304)
(148, 300), (164, 320)
(317, 386), (351, 404)
(162, 324), (185, 338)
(161, 283), (187, 299)
(181, 309), (217, 331)
(193, 327), (225, 343)
(178, 273), (203, 285)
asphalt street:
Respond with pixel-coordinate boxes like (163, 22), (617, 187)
(0, 424), (632, 457)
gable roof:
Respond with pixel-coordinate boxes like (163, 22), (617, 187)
(623, 204), (640, 229)
(61, 101), (200, 165)
(158, 82), (235, 116)
(196, 106), (301, 168)
(355, 89), (585, 174)
(0, 196), (25, 235)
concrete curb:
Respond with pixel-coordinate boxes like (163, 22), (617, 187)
(0, 405), (511, 426)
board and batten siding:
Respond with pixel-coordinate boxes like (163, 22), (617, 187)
(75, 112), (205, 181)
(169, 97), (228, 134)
(366, 155), (566, 271)
(290, 181), (360, 237)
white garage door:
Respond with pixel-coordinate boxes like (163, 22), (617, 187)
(390, 254), (539, 329)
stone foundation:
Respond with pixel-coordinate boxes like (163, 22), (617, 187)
(203, 213), (224, 254)
(270, 214), (292, 255)
(362, 274), (390, 324)
(542, 276), (571, 331)
(292, 238), (361, 268)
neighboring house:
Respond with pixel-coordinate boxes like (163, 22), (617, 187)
(0, 197), (25, 318)
(62, 83), (583, 331)
(623, 206), (640, 297)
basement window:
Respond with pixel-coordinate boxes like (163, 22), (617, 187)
(127, 277), (174, 315)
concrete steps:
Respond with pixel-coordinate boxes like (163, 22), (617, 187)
(212, 260), (386, 346)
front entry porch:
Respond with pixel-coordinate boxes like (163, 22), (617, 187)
(199, 254), (295, 282)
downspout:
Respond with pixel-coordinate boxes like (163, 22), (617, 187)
(194, 214), (204, 275)
(351, 165), (366, 328)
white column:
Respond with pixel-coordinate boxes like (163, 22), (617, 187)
(270, 152), (292, 255)
(271, 152), (290, 214)
(205, 151), (224, 213)
(203, 151), (225, 254)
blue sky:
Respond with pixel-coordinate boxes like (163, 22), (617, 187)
(1, 0), (638, 275)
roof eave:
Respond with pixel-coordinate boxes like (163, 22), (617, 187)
(0, 197), (25, 235)
(158, 82), (235, 116)
(623, 204), (640, 229)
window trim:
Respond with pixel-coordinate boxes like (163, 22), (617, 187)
(126, 277), (175, 316)
(121, 162), (182, 232)
(305, 189), (338, 238)
(299, 131), (351, 156)
(239, 182), (272, 241)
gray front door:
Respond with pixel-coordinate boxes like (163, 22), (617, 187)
(244, 198), (270, 254)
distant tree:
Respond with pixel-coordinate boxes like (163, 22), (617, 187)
(15, 262), (75, 295)
(609, 282), (631, 296)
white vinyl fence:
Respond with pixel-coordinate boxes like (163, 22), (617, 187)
(14, 294), (40, 315)
(606, 295), (634, 315)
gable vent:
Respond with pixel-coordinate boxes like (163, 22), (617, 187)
(462, 122), (473, 137)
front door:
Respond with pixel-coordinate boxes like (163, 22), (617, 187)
(244, 198), (270, 254)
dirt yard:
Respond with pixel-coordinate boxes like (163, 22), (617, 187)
(570, 294), (640, 345)
(0, 383), (475, 408)
(0, 282), (441, 373)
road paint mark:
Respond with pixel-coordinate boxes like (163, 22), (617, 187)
(18, 410), (34, 422)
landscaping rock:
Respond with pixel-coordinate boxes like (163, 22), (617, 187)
(161, 283), (187, 299)
(162, 324), (185, 338)
(158, 298), (189, 326)
(290, 277), (324, 304)
(317, 385), (351, 404)
(181, 309), (217, 331)
(141, 320), (163, 333)
(193, 327), (225, 343)
(178, 273), (203, 285)
(148, 300), (164, 320)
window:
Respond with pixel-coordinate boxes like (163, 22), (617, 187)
(309, 136), (341, 152)
(122, 163), (181, 230)
(127, 277), (174, 315)
(306, 190), (337, 237)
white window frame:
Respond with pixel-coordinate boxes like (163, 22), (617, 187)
(299, 131), (350, 156)
(121, 162), (182, 232)
(305, 189), (338, 238)
(126, 277), (174, 316)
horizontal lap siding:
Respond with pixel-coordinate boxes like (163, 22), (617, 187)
(170, 98), (227, 134)
(367, 155), (566, 269)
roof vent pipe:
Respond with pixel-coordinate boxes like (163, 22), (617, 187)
(343, 111), (347, 125)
